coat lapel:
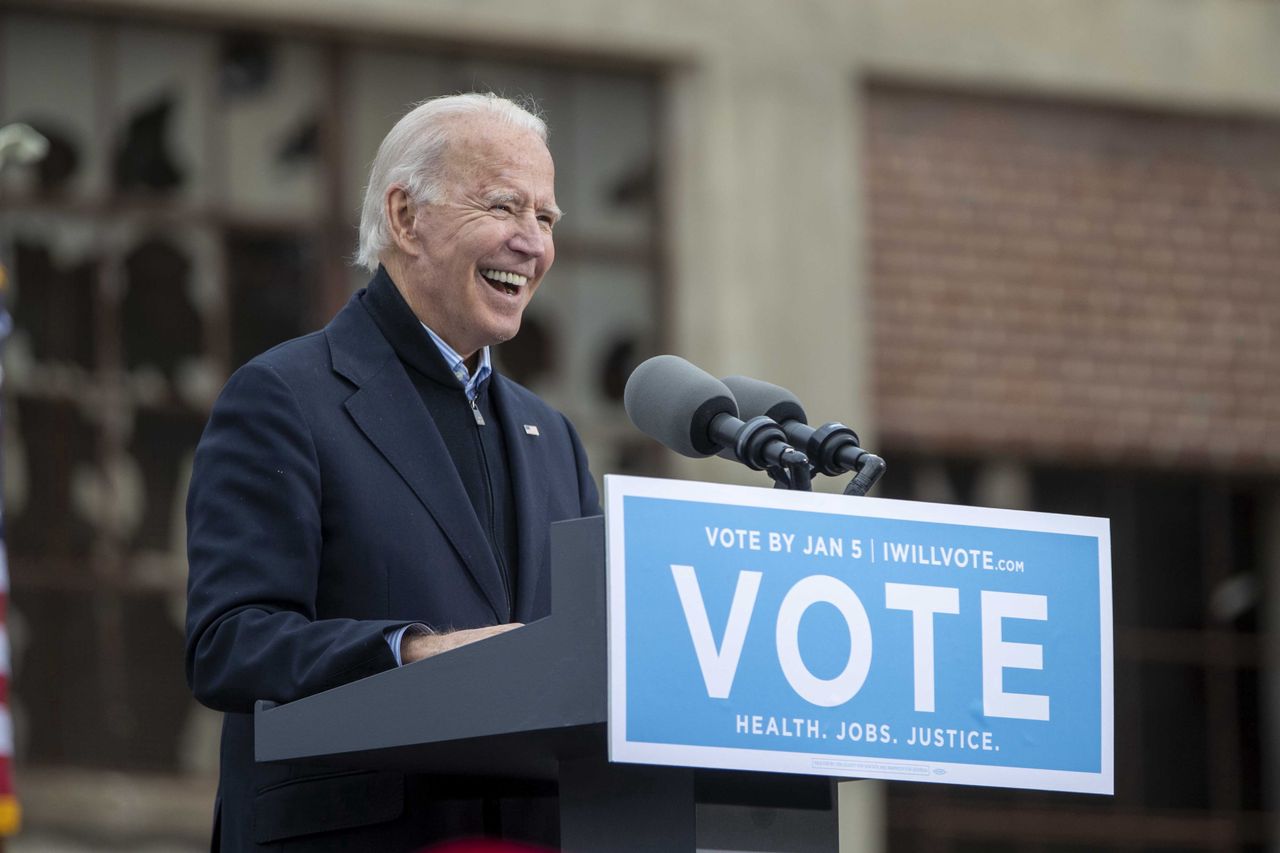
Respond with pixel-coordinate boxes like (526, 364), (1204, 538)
(490, 376), (550, 624)
(328, 298), (508, 623)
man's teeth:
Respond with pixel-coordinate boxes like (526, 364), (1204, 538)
(480, 269), (527, 288)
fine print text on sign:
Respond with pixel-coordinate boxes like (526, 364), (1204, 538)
(604, 475), (1113, 794)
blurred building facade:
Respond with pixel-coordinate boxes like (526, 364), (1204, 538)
(0, 0), (1277, 850)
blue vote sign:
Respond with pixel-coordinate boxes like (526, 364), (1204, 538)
(604, 475), (1112, 794)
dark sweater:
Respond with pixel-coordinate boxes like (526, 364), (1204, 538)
(362, 268), (519, 620)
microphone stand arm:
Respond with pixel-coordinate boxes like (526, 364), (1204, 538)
(843, 452), (885, 497)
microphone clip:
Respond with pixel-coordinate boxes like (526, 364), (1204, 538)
(766, 449), (813, 492)
(710, 414), (814, 491)
(804, 422), (862, 477)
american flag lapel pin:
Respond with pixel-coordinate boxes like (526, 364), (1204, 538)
(524, 424), (540, 436)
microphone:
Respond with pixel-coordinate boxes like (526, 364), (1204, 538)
(721, 375), (885, 495)
(623, 355), (810, 475)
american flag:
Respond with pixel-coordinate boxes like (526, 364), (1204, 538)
(0, 256), (20, 836)
(0, 121), (40, 838)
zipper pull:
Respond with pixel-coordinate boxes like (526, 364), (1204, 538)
(470, 398), (486, 426)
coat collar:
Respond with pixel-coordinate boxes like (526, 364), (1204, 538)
(361, 266), (468, 390)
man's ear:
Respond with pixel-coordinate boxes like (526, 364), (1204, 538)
(385, 185), (421, 256)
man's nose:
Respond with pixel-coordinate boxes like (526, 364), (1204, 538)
(508, 215), (548, 258)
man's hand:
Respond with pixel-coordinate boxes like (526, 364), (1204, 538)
(401, 623), (524, 664)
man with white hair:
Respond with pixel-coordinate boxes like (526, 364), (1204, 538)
(185, 93), (599, 851)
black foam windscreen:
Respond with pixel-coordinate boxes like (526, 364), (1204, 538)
(721, 375), (807, 425)
(624, 355), (738, 457)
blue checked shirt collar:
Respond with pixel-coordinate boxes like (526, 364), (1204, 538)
(421, 323), (491, 401)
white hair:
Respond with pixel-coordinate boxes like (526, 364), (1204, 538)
(355, 92), (548, 272)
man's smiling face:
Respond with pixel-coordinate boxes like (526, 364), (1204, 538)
(395, 114), (559, 363)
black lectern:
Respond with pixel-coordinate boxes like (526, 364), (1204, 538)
(255, 517), (837, 852)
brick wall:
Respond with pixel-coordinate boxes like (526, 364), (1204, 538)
(866, 85), (1280, 471)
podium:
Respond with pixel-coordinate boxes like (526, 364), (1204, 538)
(255, 516), (838, 852)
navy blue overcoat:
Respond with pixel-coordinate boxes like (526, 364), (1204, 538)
(185, 276), (599, 850)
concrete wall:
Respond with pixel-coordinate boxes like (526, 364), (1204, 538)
(54, 0), (866, 490)
(53, 0), (1280, 482)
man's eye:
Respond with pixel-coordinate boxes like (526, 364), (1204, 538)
(492, 204), (513, 214)
(538, 215), (556, 229)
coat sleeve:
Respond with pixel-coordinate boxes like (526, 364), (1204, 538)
(563, 411), (601, 517)
(185, 360), (405, 713)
